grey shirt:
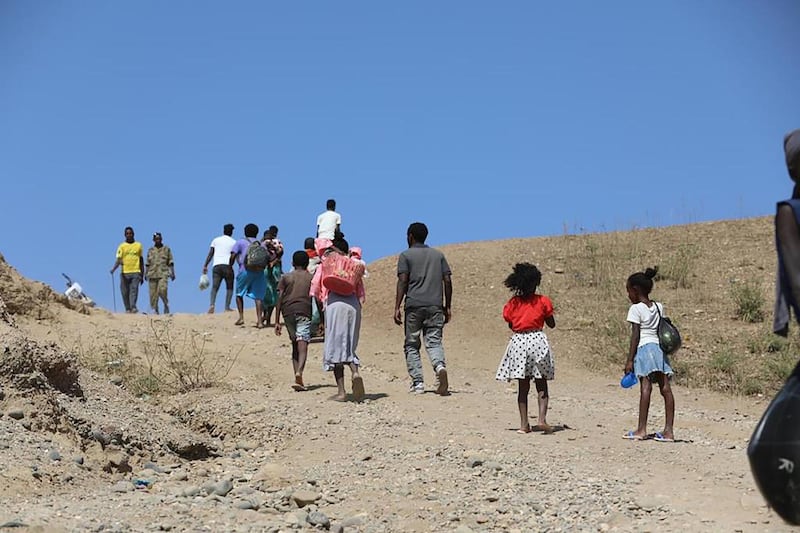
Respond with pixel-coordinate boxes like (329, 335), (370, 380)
(397, 244), (451, 309)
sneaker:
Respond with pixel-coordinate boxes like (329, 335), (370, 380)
(409, 382), (425, 394)
(435, 365), (449, 395)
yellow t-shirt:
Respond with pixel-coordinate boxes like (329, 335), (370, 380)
(116, 242), (143, 274)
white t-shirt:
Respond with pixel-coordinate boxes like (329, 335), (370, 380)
(210, 235), (237, 266)
(316, 210), (341, 239)
(626, 301), (664, 347)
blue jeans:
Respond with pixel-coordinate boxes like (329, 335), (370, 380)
(403, 306), (446, 384)
(120, 273), (141, 312)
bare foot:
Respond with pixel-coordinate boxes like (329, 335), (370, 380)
(234, 318), (244, 326)
(331, 394), (347, 402)
(516, 426), (531, 434)
(532, 424), (555, 434)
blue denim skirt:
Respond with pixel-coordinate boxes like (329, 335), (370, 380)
(634, 342), (673, 378)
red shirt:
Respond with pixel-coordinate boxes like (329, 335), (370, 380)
(503, 294), (554, 332)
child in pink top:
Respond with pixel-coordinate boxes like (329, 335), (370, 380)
(495, 263), (556, 434)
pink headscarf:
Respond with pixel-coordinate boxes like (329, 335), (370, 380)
(350, 246), (362, 260)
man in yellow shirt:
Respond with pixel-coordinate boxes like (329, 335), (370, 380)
(110, 226), (144, 313)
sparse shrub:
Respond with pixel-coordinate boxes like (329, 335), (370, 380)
(141, 319), (242, 393)
(739, 377), (765, 396)
(710, 349), (736, 373)
(763, 352), (797, 383)
(67, 320), (242, 396)
(730, 280), (765, 323)
(655, 243), (698, 289)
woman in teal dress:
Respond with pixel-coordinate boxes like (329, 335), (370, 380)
(261, 225), (284, 327)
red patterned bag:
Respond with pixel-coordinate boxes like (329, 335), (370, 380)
(321, 253), (365, 296)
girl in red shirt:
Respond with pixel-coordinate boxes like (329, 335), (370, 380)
(495, 262), (556, 434)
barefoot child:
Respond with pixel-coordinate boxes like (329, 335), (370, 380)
(495, 263), (556, 434)
(622, 267), (676, 442)
(275, 251), (315, 391)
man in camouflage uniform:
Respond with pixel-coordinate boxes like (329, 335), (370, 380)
(145, 232), (176, 314)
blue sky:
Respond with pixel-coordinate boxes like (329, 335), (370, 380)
(1, 1), (799, 313)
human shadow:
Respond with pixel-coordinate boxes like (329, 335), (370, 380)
(326, 392), (389, 403)
(303, 383), (336, 392)
(507, 423), (571, 435)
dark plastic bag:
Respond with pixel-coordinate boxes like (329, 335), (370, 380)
(656, 305), (681, 355)
(748, 360), (800, 524)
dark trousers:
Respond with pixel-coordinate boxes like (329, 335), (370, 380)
(210, 264), (234, 310)
(120, 273), (141, 312)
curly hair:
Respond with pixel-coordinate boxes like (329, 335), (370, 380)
(627, 266), (658, 296)
(504, 262), (542, 298)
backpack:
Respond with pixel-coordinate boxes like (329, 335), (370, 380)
(655, 304), (682, 355)
(320, 252), (365, 296)
(245, 240), (270, 271)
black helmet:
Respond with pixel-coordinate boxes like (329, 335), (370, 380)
(748, 360), (800, 524)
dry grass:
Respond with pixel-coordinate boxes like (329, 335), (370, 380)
(66, 319), (243, 396)
(365, 216), (787, 397)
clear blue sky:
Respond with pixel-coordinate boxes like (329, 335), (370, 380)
(2, 1), (799, 313)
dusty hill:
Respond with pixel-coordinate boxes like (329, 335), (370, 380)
(0, 217), (794, 532)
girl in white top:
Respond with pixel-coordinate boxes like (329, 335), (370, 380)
(622, 267), (676, 443)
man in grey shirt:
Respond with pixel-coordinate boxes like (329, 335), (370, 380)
(394, 222), (453, 395)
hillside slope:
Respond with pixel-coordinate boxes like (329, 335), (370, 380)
(0, 217), (792, 532)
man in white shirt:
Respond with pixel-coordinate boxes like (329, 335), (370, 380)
(202, 223), (237, 313)
(316, 198), (342, 240)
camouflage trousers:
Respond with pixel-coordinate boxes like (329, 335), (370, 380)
(148, 278), (169, 313)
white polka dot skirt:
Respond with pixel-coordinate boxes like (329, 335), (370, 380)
(495, 330), (554, 381)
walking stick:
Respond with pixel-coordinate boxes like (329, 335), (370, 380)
(111, 272), (117, 312)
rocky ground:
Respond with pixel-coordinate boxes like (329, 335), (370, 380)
(0, 219), (793, 532)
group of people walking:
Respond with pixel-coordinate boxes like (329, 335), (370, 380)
(108, 199), (676, 445)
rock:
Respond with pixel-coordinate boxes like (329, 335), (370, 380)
(110, 376), (123, 386)
(47, 450), (61, 462)
(252, 464), (292, 484)
(291, 489), (321, 507)
(102, 451), (131, 473)
(143, 462), (166, 473)
(6, 408), (24, 420)
(235, 441), (259, 451)
(466, 457), (484, 468)
(484, 461), (503, 471)
(0, 520), (27, 528)
(330, 525), (344, 533)
(112, 481), (133, 493)
(307, 511), (330, 528)
(284, 510), (308, 526)
(341, 515), (365, 527)
(72, 456), (84, 465)
(234, 499), (258, 510)
(181, 486), (202, 497)
(209, 479), (233, 497)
